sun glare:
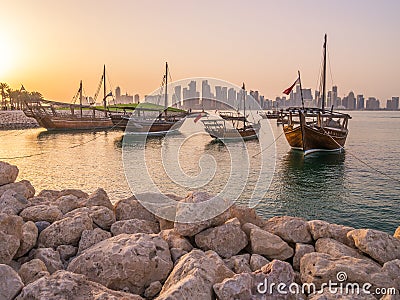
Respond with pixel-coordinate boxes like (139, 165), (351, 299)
(0, 33), (15, 78)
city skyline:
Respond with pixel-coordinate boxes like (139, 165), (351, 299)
(0, 1), (399, 103)
(114, 78), (398, 111)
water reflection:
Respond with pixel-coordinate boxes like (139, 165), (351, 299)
(258, 149), (348, 224)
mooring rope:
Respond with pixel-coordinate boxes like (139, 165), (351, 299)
(0, 117), (127, 160)
(252, 130), (285, 158)
(322, 128), (400, 184)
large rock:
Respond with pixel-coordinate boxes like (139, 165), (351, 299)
(0, 212), (24, 238)
(55, 194), (80, 214)
(57, 245), (78, 264)
(0, 264), (24, 300)
(15, 270), (143, 300)
(174, 191), (232, 237)
(264, 216), (312, 244)
(38, 212), (93, 248)
(159, 229), (193, 252)
(144, 281), (162, 299)
(0, 231), (20, 264)
(37, 189), (60, 201)
(87, 206), (115, 230)
(0, 161), (19, 186)
(78, 228), (111, 254)
(64, 206), (115, 230)
(28, 196), (50, 206)
(229, 204), (265, 227)
(114, 196), (157, 222)
(34, 248), (64, 274)
(20, 205), (63, 223)
(242, 223), (294, 260)
(293, 243), (314, 271)
(224, 254), (252, 274)
(347, 229), (400, 264)
(18, 258), (50, 284)
(59, 188), (88, 199)
(308, 220), (355, 247)
(111, 218), (159, 236)
(84, 188), (113, 210)
(205, 250), (235, 283)
(0, 180), (35, 199)
(0, 213), (23, 264)
(15, 221), (38, 258)
(213, 259), (297, 300)
(35, 221), (50, 233)
(170, 248), (188, 263)
(68, 233), (172, 295)
(315, 237), (373, 261)
(300, 252), (399, 291)
(0, 189), (29, 215)
(195, 218), (248, 258)
(157, 249), (234, 300)
(249, 254), (270, 272)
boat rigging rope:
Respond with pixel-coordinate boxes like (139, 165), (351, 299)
(0, 118), (126, 161)
(252, 130), (285, 158)
(322, 128), (400, 184)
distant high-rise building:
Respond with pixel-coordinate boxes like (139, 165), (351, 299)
(182, 80), (200, 109)
(366, 97), (380, 110)
(172, 85), (182, 107)
(386, 96), (399, 110)
(347, 92), (356, 110)
(332, 86), (338, 107)
(201, 80), (214, 109)
(115, 86), (121, 100)
(134, 94), (139, 103)
(227, 88), (236, 105)
(114, 86), (133, 104)
(356, 94), (364, 110)
(341, 96), (348, 109)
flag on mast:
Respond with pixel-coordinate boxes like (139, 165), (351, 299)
(282, 78), (299, 95)
(194, 113), (203, 123)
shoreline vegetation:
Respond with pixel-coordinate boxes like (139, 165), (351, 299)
(0, 161), (399, 299)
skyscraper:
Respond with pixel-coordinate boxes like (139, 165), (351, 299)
(172, 85), (182, 107)
(356, 94), (364, 110)
(347, 92), (356, 110)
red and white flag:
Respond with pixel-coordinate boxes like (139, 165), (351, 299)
(194, 113), (203, 123)
(282, 78), (299, 95)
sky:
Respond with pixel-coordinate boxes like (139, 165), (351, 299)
(0, 0), (399, 103)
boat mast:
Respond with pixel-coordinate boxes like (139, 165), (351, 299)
(321, 34), (327, 112)
(242, 83), (246, 129)
(103, 65), (107, 116)
(164, 62), (168, 111)
(79, 80), (83, 117)
(298, 70), (304, 109)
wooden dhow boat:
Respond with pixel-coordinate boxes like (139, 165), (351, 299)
(282, 34), (351, 155)
(202, 83), (260, 141)
(23, 66), (113, 131)
(123, 62), (188, 136)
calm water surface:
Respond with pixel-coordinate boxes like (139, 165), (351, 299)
(1, 111), (399, 233)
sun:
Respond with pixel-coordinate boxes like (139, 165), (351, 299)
(0, 33), (15, 78)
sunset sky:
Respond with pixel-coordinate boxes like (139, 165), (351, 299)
(1, 0), (399, 103)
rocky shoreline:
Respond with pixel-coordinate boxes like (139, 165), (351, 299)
(0, 111), (39, 130)
(0, 160), (399, 299)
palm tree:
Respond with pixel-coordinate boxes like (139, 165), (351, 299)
(30, 91), (43, 100)
(0, 82), (9, 110)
